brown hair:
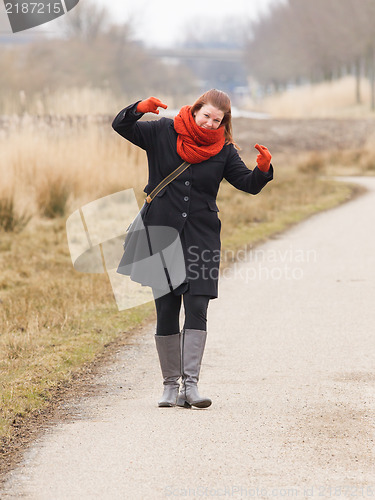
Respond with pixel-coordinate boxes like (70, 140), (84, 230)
(190, 89), (239, 148)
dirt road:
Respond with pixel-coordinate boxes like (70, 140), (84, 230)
(1, 177), (375, 499)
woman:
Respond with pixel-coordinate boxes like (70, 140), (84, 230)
(112, 89), (273, 409)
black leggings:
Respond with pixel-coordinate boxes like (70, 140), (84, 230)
(154, 292), (210, 336)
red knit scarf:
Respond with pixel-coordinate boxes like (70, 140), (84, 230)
(174, 105), (225, 164)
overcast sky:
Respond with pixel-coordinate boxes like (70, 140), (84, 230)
(0, 0), (280, 44)
(93, 0), (280, 47)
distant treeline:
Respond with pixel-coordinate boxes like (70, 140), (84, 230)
(246, 0), (375, 109)
(1, 0), (375, 114)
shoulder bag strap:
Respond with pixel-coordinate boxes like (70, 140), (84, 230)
(145, 161), (191, 204)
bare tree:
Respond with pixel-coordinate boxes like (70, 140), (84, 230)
(59, 0), (110, 42)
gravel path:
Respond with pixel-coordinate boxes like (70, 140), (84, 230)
(2, 177), (375, 500)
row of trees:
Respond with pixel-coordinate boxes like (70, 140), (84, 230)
(2, 0), (375, 113)
(245, 0), (375, 109)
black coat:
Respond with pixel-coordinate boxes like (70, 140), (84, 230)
(112, 102), (273, 298)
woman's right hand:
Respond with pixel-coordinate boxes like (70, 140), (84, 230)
(137, 97), (168, 114)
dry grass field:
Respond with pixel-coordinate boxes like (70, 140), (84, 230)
(1, 81), (375, 463)
(255, 76), (375, 119)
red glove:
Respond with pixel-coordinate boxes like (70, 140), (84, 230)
(136, 97), (168, 114)
(254, 144), (272, 172)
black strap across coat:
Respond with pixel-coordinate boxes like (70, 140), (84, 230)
(112, 102), (273, 298)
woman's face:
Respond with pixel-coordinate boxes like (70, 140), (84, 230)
(194, 104), (224, 130)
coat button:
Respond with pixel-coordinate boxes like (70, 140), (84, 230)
(184, 196), (189, 202)
(182, 212), (187, 218)
(185, 181), (190, 186)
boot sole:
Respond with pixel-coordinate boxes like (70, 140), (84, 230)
(190, 399), (212, 408)
(177, 399), (212, 409)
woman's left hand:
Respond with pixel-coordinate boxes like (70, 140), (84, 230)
(137, 97), (168, 114)
(254, 144), (272, 172)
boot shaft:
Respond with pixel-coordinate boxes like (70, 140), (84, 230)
(180, 329), (207, 384)
(154, 332), (181, 381)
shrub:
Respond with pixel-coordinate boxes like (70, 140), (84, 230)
(37, 178), (71, 218)
(0, 196), (31, 232)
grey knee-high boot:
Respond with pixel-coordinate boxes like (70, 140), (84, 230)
(177, 329), (212, 409)
(154, 333), (181, 407)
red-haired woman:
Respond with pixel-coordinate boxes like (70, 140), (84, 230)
(112, 89), (273, 409)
